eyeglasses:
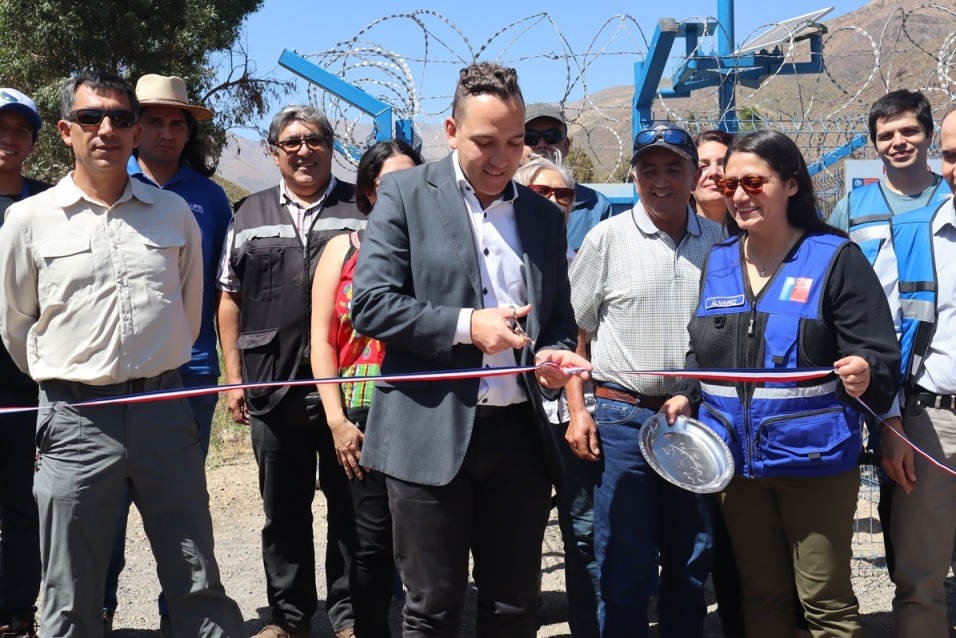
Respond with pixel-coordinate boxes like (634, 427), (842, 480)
(528, 183), (576, 205)
(524, 128), (566, 147)
(274, 135), (331, 153)
(714, 174), (772, 197)
(67, 109), (137, 129)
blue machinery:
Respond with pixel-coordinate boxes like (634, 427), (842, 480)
(279, 1), (863, 175)
(277, 49), (417, 162)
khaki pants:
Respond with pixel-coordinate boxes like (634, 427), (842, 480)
(721, 469), (862, 638)
(891, 401), (956, 638)
(35, 372), (245, 638)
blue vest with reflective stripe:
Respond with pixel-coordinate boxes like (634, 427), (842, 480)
(888, 203), (941, 386)
(694, 234), (862, 478)
(847, 179), (949, 265)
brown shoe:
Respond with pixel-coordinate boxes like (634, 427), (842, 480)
(251, 624), (310, 638)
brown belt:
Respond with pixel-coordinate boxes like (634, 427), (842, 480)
(594, 384), (667, 411)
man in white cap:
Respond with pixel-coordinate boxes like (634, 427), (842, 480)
(100, 74), (234, 637)
(523, 102), (615, 251)
(0, 86), (49, 638)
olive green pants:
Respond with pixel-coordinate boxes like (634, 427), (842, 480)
(721, 469), (862, 638)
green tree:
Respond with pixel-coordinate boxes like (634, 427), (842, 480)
(565, 146), (595, 184)
(0, 0), (291, 181)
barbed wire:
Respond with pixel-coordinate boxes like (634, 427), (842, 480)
(301, 4), (956, 208)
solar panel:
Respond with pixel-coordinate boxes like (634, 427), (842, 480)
(734, 6), (834, 55)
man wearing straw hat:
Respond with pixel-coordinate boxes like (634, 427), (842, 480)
(0, 69), (245, 638)
(100, 74), (234, 637)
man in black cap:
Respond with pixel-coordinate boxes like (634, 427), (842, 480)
(0, 86), (49, 638)
(567, 124), (723, 637)
(523, 103), (615, 251)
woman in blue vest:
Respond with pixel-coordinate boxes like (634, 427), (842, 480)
(664, 130), (900, 638)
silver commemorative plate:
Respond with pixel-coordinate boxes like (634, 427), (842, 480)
(639, 414), (734, 494)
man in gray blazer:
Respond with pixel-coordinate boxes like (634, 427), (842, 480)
(352, 62), (589, 636)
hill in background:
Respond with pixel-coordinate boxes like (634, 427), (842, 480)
(218, 0), (955, 196)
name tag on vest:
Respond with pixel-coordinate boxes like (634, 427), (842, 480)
(705, 294), (745, 310)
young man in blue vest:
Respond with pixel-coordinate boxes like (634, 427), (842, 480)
(874, 107), (956, 638)
(829, 89), (950, 264)
(830, 89), (951, 577)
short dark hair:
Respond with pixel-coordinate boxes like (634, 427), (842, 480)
(725, 130), (842, 237)
(867, 89), (934, 145)
(60, 70), (139, 121)
(355, 139), (424, 214)
(451, 62), (523, 123)
(694, 129), (735, 150)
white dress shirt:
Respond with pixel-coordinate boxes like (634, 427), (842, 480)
(449, 151), (528, 406)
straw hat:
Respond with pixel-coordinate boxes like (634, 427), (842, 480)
(135, 74), (214, 121)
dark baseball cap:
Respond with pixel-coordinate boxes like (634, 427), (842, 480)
(525, 102), (566, 127)
(631, 125), (697, 166)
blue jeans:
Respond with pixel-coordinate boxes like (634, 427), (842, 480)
(555, 420), (600, 638)
(102, 373), (218, 616)
(593, 397), (713, 638)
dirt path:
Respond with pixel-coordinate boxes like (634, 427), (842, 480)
(103, 453), (916, 637)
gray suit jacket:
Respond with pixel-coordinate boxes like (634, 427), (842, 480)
(351, 155), (577, 486)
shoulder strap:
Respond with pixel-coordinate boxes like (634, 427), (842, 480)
(343, 229), (362, 265)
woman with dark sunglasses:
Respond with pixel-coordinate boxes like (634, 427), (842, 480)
(310, 139), (423, 638)
(662, 130), (900, 637)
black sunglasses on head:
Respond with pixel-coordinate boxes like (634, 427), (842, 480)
(67, 109), (137, 129)
(524, 128), (566, 147)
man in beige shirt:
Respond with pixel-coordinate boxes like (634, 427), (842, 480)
(0, 70), (245, 638)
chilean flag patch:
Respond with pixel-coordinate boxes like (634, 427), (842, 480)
(779, 276), (813, 303)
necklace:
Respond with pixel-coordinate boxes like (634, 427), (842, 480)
(746, 231), (801, 277)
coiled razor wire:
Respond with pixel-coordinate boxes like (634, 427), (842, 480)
(297, 4), (956, 216)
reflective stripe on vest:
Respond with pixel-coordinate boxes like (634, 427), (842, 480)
(889, 202), (941, 384)
(695, 234), (861, 478)
(847, 179), (950, 265)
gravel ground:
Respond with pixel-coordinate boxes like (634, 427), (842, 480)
(98, 446), (949, 638)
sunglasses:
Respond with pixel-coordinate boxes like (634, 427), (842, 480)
(67, 109), (137, 129)
(524, 128), (566, 147)
(275, 135), (330, 153)
(633, 127), (693, 148)
(528, 183), (575, 205)
(714, 174), (772, 197)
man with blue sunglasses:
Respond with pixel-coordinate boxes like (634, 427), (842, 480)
(568, 124), (722, 637)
